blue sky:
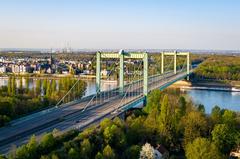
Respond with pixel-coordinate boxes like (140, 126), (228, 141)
(0, 0), (240, 50)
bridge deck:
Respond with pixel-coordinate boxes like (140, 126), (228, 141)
(0, 70), (192, 154)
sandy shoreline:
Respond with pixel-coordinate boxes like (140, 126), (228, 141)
(171, 80), (240, 92)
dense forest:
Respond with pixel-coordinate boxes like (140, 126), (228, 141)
(194, 55), (240, 81)
(2, 88), (239, 159)
(0, 77), (86, 127)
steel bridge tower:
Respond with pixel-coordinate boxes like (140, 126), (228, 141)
(96, 50), (190, 104)
(96, 50), (149, 97)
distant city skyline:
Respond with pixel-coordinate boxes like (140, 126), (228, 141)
(0, 0), (240, 50)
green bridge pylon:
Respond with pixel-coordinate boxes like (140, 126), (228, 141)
(96, 50), (149, 102)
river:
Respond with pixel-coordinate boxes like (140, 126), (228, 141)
(0, 77), (239, 113)
(182, 89), (240, 114)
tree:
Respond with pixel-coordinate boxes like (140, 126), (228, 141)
(139, 143), (155, 159)
(39, 133), (56, 153)
(210, 106), (222, 125)
(42, 79), (47, 95)
(68, 148), (79, 159)
(15, 145), (29, 159)
(102, 145), (115, 159)
(95, 152), (103, 159)
(123, 145), (141, 159)
(197, 104), (205, 114)
(126, 116), (147, 145)
(158, 95), (174, 144)
(103, 124), (126, 149)
(0, 155), (6, 159)
(36, 79), (41, 95)
(100, 118), (112, 131)
(0, 115), (10, 127)
(19, 77), (23, 91)
(26, 135), (38, 159)
(25, 78), (30, 93)
(51, 154), (59, 159)
(11, 77), (16, 96)
(181, 111), (207, 145)
(144, 107), (159, 133)
(80, 139), (92, 158)
(185, 137), (222, 159)
(144, 90), (162, 113)
(7, 77), (12, 95)
(211, 124), (238, 154)
(178, 96), (186, 117)
(46, 81), (52, 98)
(0, 101), (13, 116)
(222, 110), (236, 126)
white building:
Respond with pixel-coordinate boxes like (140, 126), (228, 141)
(12, 65), (20, 73)
(0, 66), (6, 73)
(19, 65), (30, 73)
(46, 67), (52, 74)
(12, 64), (30, 74)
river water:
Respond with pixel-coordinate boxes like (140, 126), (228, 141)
(182, 89), (240, 114)
(0, 77), (239, 113)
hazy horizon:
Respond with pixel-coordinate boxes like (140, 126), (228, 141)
(0, 0), (240, 50)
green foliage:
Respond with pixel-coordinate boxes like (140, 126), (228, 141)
(80, 139), (92, 158)
(126, 116), (147, 145)
(194, 55), (240, 80)
(222, 109), (236, 126)
(26, 135), (38, 159)
(0, 115), (10, 127)
(181, 111), (207, 146)
(68, 148), (79, 159)
(5, 88), (239, 159)
(95, 152), (103, 159)
(15, 145), (29, 159)
(144, 107), (159, 133)
(0, 77), (86, 126)
(178, 96), (187, 116)
(211, 124), (238, 154)
(210, 106), (222, 125)
(197, 104), (205, 113)
(144, 89), (162, 113)
(100, 118), (112, 131)
(123, 145), (141, 159)
(39, 133), (56, 153)
(0, 155), (6, 159)
(102, 145), (115, 159)
(51, 154), (59, 159)
(185, 137), (222, 159)
(158, 95), (174, 144)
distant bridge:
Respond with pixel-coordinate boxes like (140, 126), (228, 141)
(0, 50), (193, 154)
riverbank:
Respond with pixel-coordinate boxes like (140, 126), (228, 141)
(0, 73), (97, 80)
(171, 80), (240, 92)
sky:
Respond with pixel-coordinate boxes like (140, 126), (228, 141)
(0, 0), (240, 50)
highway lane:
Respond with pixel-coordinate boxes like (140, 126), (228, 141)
(0, 94), (142, 154)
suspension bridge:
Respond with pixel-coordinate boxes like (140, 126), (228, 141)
(0, 50), (194, 154)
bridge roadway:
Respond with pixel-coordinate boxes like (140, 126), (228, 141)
(0, 70), (190, 154)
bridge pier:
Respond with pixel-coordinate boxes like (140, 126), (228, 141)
(174, 51), (177, 74)
(96, 51), (101, 93)
(187, 52), (190, 80)
(143, 52), (148, 106)
(161, 52), (164, 74)
(119, 50), (124, 94)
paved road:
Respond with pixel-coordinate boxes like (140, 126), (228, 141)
(0, 71), (189, 154)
